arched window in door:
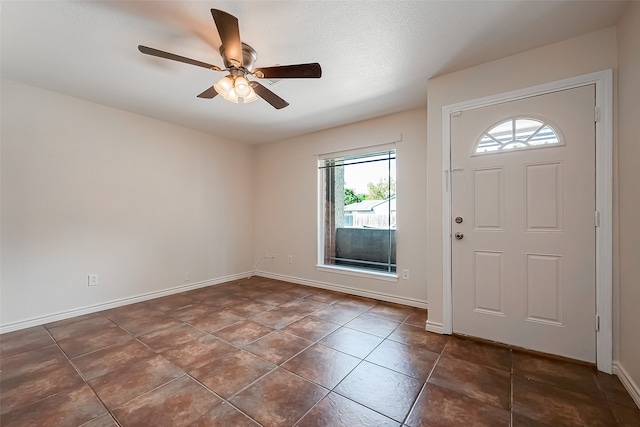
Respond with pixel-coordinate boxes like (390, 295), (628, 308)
(475, 118), (562, 154)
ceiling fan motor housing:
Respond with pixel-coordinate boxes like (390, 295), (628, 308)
(220, 43), (258, 72)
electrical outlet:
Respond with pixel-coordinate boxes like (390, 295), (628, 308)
(402, 269), (409, 280)
(184, 272), (190, 282)
(288, 255), (293, 264)
(88, 274), (99, 286)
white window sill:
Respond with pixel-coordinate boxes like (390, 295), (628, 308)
(315, 265), (398, 282)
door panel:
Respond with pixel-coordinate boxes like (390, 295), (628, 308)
(451, 85), (596, 362)
(525, 162), (563, 231)
(473, 250), (504, 315)
(474, 168), (504, 230)
(525, 253), (563, 325)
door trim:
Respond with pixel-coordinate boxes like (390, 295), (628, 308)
(439, 70), (613, 373)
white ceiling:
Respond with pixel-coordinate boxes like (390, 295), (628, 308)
(1, 1), (628, 144)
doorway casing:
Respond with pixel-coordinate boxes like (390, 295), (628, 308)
(434, 69), (613, 373)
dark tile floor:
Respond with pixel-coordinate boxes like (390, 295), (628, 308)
(1, 277), (638, 426)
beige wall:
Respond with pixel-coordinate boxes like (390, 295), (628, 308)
(426, 27), (617, 329)
(253, 107), (428, 306)
(616, 0), (640, 392)
(1, 79), (255, 328)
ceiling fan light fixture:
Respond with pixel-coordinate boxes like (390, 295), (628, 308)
(243, 87), (258, 103)
(214, 75), (234, 97)
(223, 88), (239, 103)
(234, 76), (251, 97)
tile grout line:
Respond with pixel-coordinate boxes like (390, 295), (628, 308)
(43, 324), (122, 426)
(186, 373), (265, 426)
(400, 337), (450, 426)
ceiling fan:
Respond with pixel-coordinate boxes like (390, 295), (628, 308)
(138, 8), (322, 109)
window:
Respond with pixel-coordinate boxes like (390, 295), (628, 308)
(319, 148), (396, 275)
(475, 118), (561, 154)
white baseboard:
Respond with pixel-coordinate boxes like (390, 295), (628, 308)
(255, 271), (428, 309)
(613, 361), (640, 409)
(2, 271), (430, 334)
(0, 272), (249, 334)
(426, 320), (445, 334)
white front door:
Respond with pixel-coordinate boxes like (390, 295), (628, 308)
(451, 85), (596, 362)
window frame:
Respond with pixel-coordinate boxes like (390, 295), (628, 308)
(472, 116), (564, 156)
(316, 143), (398, 282)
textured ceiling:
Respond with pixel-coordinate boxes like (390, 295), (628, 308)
(0, 1), (628, 144)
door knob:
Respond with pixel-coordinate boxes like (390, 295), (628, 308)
(455, 232), (464, 240)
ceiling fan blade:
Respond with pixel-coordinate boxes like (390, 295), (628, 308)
(252, 82), (289, 109)
(197, 86), (219, 99)
(138, 45), (221, 71)
(254, 63), (322, 79)
(211, 9), (243, 67)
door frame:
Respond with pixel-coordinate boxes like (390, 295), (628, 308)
(439, 70), (613, 373)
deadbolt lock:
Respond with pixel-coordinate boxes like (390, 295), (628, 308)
(455, 216), (463, 224)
